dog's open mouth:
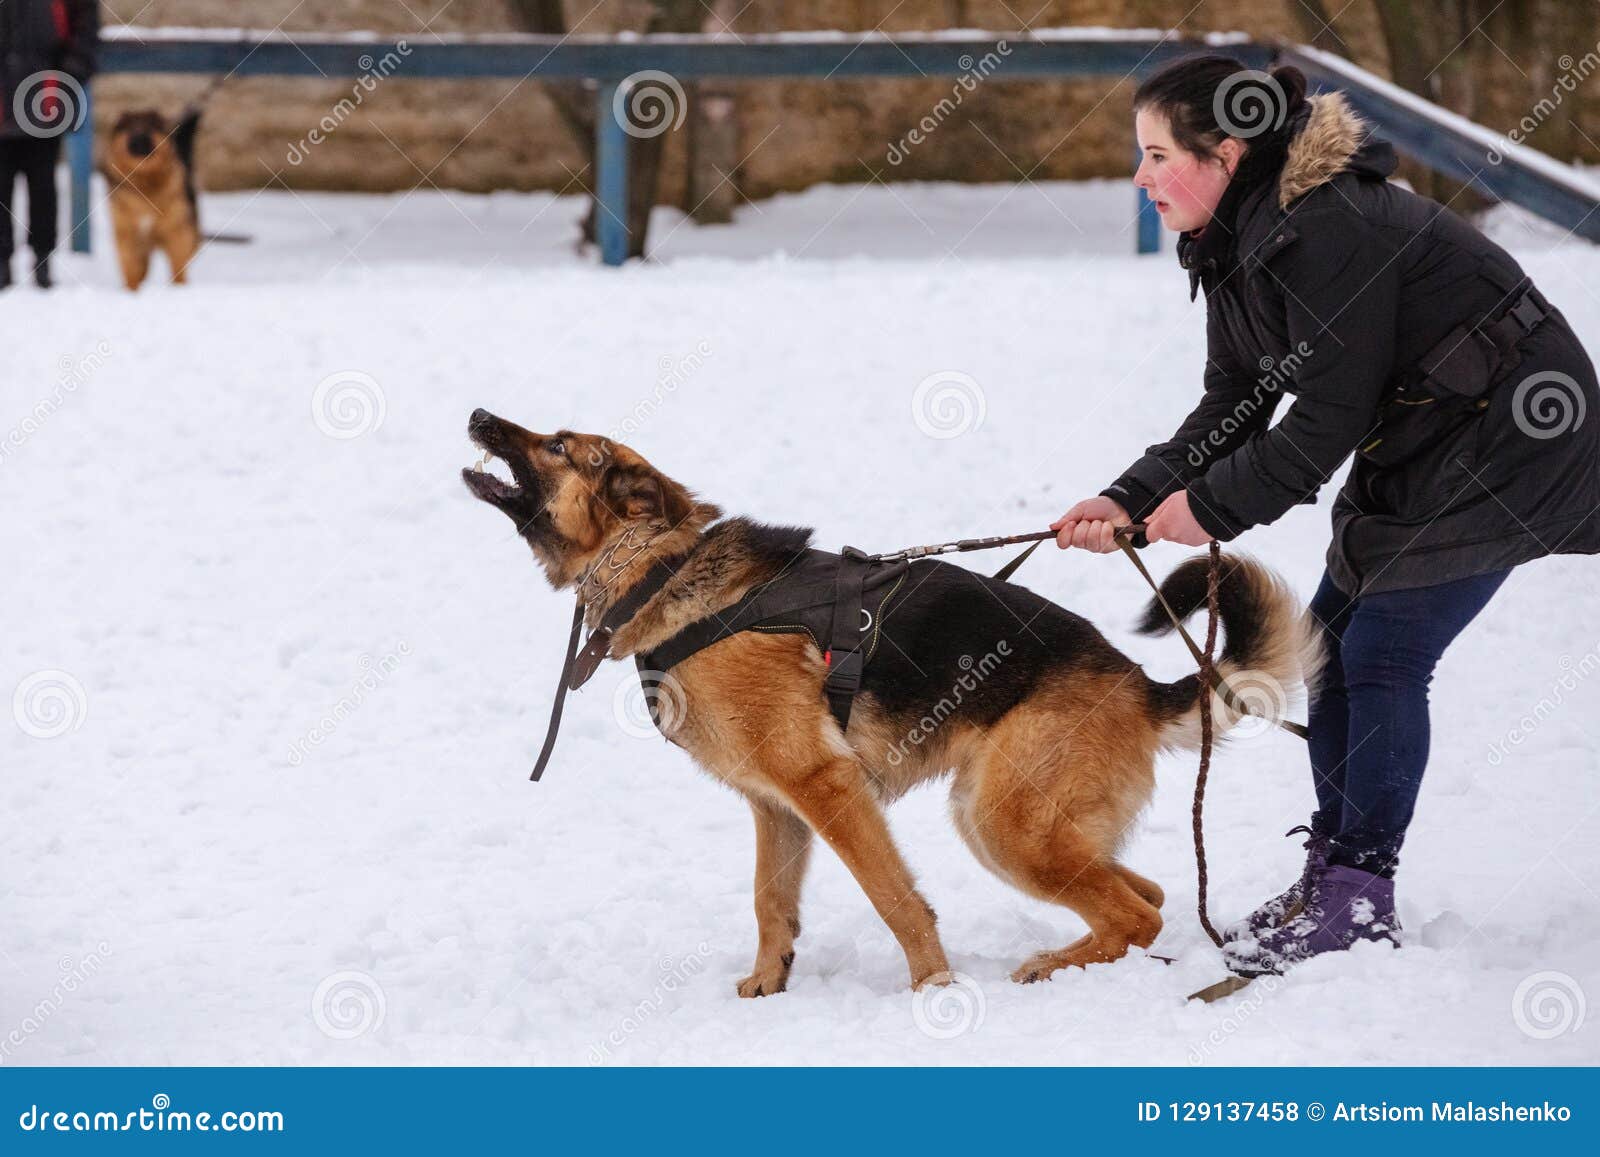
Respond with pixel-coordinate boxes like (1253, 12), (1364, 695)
(462, 445), (521, 502)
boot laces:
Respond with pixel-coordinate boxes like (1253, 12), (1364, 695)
(1283, 824), (1331, 904)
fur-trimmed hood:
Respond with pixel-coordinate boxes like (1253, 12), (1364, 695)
(1274, 91), (1395, 209)
(1178, 90), (1396, 299)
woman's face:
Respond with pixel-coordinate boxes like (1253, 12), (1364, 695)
(1134, 107), (1241, 233)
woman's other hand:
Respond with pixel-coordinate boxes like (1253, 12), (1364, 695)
(1052, 496), (1130, 553)
(1144, 490), (1214, 546)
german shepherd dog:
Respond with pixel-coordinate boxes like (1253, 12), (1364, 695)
(102, 110), (201, 291)
(463, 410), (1322, 996)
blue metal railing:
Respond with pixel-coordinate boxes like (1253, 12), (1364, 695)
(75, 26), (1272, 261)
(73, 26), (1598, 264)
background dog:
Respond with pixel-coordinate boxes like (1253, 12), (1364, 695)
(463, 410), (1323, 996)
(102, 109), (201, 291)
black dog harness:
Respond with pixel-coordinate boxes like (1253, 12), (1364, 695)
(529, 545), (909, 780)
(636, 545), (910, 734)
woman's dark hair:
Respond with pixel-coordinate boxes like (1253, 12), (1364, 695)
(1133, 54), (1310, 168)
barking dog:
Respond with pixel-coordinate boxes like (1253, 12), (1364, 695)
(102, 110), (200, 291)
(462, 410), (1323, 995)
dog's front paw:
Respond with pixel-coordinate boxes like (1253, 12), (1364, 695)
(735, 952), (794, 998)
(912, 969), (956, 992)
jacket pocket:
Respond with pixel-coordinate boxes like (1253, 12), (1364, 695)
(1358, 321), (1502, 471)
(1360, 399), (1485, 518)
(1417, 323), (1498, 399)
(1358, 366), (1498, 471)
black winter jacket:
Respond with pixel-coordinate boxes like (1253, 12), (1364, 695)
(1, 0), (98, 138)
(1102, 91), (1600, 597)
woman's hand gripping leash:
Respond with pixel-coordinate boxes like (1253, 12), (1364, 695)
(1051, 490), (1212, 553)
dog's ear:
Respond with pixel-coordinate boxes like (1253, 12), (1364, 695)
(604, 464), (692, 525)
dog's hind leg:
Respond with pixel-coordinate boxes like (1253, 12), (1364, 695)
(1005, 856), (1162, 982)
(1115, 864), (1165, 910)
(737, 797), (812, 998)
(952, 682), (1165, 983)
(777, 756), (951, 990)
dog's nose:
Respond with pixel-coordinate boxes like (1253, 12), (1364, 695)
(128, 133), (154, 157)
(468, 408), (493, 432)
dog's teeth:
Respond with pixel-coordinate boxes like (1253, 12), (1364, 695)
(473, 450), (491, 473)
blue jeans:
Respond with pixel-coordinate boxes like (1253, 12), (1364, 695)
(1305, 566), (1512, 878)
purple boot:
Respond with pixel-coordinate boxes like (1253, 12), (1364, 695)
(1222, 861), (1401, 975)
(1221, 825), (1330, 943)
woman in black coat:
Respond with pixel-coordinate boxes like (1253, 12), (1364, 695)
(1054, 55), (1600, 976)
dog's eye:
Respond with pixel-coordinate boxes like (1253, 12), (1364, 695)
(546, 439), (566, 458)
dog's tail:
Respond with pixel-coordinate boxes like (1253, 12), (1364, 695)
(1138, 551), (1325, 752)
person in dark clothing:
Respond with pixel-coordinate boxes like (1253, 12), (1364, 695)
(1052, 56), (1600, 975)
(0, 0), (99, 289)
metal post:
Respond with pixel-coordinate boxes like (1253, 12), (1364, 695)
(1135, 142), (1158, 255)
(67, 84), (94, 254)
(595, 78), (630, 267)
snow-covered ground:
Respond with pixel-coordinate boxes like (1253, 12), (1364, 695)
(3, 178), (1597, 1065)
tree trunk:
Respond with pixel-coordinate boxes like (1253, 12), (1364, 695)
(504, 0), (701, 258)
(1371, 0), (1481, 207)
(1288, 0), (1350, 57)
(688, 0), (741, 225)
(623, 0), (705, 258)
